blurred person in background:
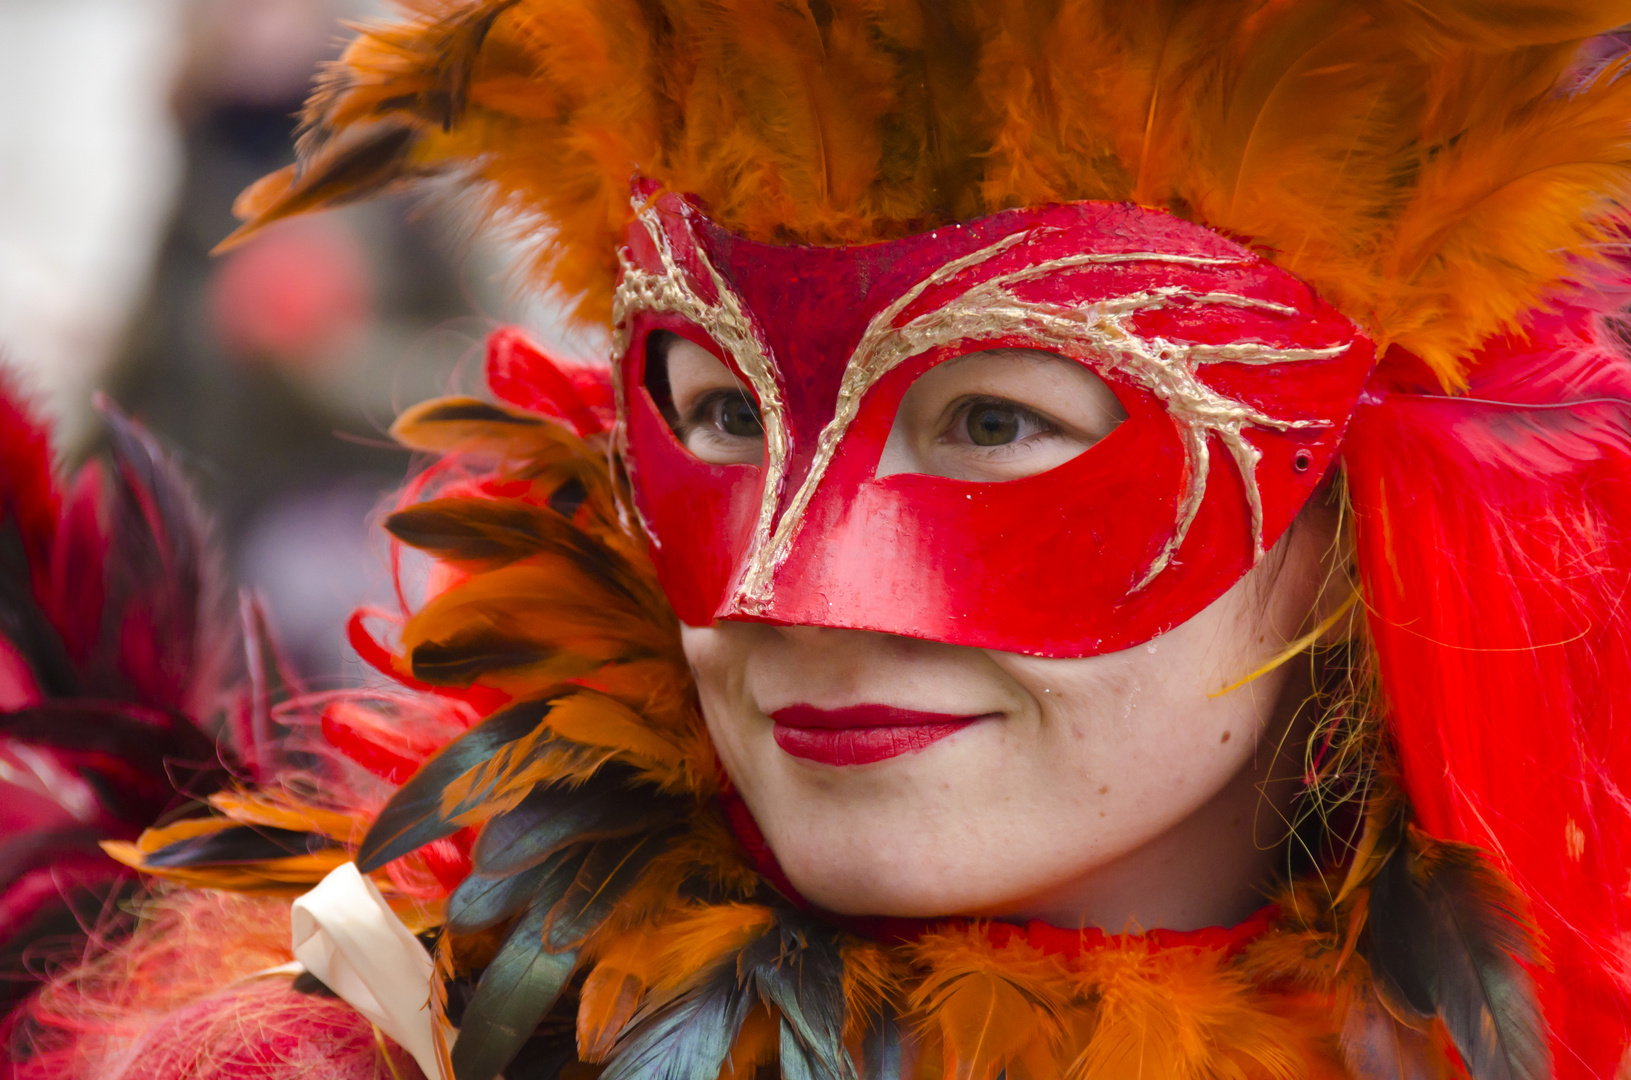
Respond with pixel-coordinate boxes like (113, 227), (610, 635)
(0, 0), (575, 1015)
(0, 0), (185, 450)
(110, 0), (488, 682)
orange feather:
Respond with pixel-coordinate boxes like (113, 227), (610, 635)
(226, 0), (1631, 385)
(908, 929), (1073, 1080)
(577, 961), (647, 1061)
(721, 1004), (781, 1080)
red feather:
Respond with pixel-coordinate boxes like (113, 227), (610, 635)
(485, 326), (614, 437)
(0, 372), (65, 624)
(1348, 289), (1631, 1079)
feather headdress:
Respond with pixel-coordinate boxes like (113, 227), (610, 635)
(227, 0), (1631, 387)
(17, 4), (1631, 1080)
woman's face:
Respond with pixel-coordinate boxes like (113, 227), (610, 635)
(661, 336), (1338, 930)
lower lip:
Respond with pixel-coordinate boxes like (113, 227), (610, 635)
(769, 704), (991, 766)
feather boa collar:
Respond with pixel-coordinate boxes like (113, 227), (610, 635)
(108, 395), (1542, 1080)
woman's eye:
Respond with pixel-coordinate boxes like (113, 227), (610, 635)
(947, 397), (1053, 450)
(964, 402), (1025, 446)
(678, 390), (764, 463)
(708, 393), (765, 438)
(646, 331), (766, 466)
(877, 348), (1126, 482)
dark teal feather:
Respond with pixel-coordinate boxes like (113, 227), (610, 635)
(599, 962), (756, 1080)
(448, 847), (585, 935)
(738, 915), (854, 1080)
(543, 827), (680, 950)
(1367, 829), (1548, 1080)
(861, 1005), (902, 1080)
(601, 910), (855, 1080)
(471, 765), (680, 877)
(451, 896), (579, 1080)
(504, 1027), (580, 1080)
(1340, 985), (1435, 1080)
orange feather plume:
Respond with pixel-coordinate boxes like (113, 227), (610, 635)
(223, 0), (1631, 387)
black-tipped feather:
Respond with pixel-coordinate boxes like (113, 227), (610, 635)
(240, 121), (426, 240)
(387, 497), (626, 581)
(1367, 827), (1548, 1080)
(453, 895), (580, 1080)
(472, 766), (682, 877)
(418, 0), (524, 130)
(387, 499), (562, 564)
(143, 825), (334, 868)
(546, 478), (589, 518)
(357, 698), (559, 870)
(409, 399), (548, 428)
(411, 630), (551, 685)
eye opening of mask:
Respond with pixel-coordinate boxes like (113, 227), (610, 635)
(644, 328), (766, 467)
(875, 346), (1129, 483)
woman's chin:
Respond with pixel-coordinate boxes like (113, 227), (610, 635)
(765, 818), (1033, 918)
(783, 860), (980, 918)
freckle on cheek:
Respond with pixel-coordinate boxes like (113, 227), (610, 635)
(1220, 730), (1232, 744)
(1098, 785), (1109, 795)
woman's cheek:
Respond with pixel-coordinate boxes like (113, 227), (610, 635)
(998, 629), (1282, 825)
(681, 624), (762, 775)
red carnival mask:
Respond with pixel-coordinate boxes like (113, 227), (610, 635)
(616, 187), (1376, 657)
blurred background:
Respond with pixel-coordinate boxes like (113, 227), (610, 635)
(0, 0), (597, 684)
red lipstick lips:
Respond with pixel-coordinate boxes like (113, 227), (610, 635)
(769, 703), (990, 766)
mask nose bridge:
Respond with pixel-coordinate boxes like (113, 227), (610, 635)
(720, 350), (853, 617)
(720, 270), (881, 610)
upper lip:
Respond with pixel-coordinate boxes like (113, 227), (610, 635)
(769, 703), (994, 729)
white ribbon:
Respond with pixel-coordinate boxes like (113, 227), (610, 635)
(291, 862), (455, 1080)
